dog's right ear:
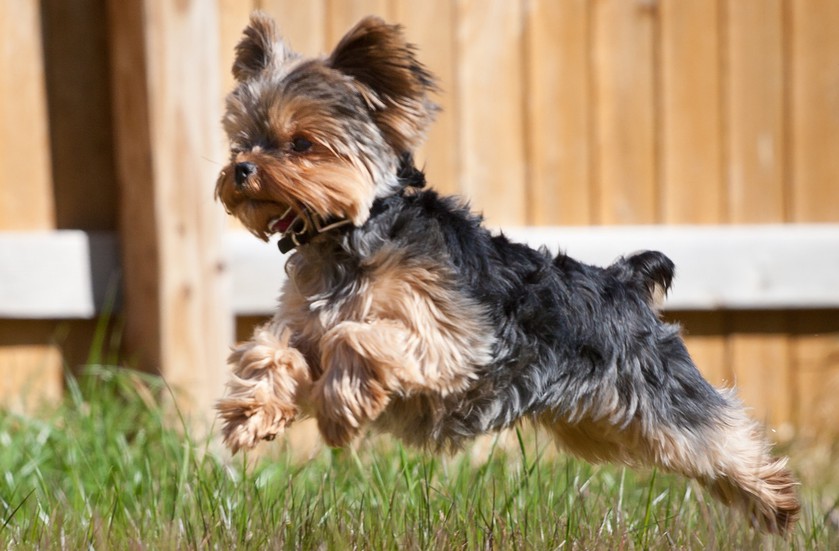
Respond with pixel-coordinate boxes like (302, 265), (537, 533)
(232, 12), (296, 81)
(328, 16), (438, 154)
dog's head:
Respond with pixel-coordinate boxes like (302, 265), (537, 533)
(215, 12), (438, 243)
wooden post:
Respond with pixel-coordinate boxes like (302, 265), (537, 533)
(108, 0), (232, 425)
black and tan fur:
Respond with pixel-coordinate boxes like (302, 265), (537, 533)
(215, 13), (800, 535)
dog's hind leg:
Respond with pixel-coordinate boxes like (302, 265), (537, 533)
(541, 388), (800, 534)
(672, 391), (800, 535)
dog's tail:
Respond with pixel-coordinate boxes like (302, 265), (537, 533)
(614, 250), (675, 309)
(396, 152), (426, 188)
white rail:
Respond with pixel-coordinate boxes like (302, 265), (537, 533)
(2, 225), (838, 318)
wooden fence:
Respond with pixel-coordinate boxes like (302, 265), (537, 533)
(1, 0), (838, 439)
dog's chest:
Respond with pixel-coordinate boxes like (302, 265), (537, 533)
(282, 245), (496, 382)
(286, 250), (393, 324)
(278, 247), (418, 359)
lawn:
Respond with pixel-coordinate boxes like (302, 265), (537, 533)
(1, 366), (836, 550)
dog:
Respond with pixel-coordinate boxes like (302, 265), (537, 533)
(214, 13), (799, 535)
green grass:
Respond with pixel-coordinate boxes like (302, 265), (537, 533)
(1, 366), (837, 550)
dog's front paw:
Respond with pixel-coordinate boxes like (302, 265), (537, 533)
(216, 331), (310, 453)
(217, 382), (297, 453)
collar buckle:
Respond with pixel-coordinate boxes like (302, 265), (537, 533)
(277, 210), (352, 254)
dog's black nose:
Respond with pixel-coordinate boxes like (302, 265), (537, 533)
(234, 162), (257, 186)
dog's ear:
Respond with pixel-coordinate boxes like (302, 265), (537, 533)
(328, 16), (438, 154)
(233, 12), (297, 82)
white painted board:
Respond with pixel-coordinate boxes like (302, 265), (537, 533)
(2, 226), (838, 318)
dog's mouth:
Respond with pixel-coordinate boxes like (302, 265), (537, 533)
(267, 206), (299, 236)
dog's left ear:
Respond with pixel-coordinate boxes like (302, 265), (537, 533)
(233, 12), (297, 82)
(328, 17), (438, 154)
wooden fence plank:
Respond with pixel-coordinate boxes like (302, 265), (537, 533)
(0, 0), (54, 230)
(591, 0), (657, 224)
(109, 0), (232, 422)
(792, 314), (839, 440)
(669, 312), (730, 389)
(659, 0), (722, 224)
(789, 0), (839, 223)
(392, 0), (459, 196)
(525, 0), (591, 225)
(724, 0), (791, 431)
(728, 312), (793, 435)
(725, 0), (785, 223)
(456, 0), (526, 226)
(728, 309), (793, 434)
(790, 0), (839, 438)
(0, 321), (62, 413)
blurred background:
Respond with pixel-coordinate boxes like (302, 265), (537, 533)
(1, 0), (837, 442)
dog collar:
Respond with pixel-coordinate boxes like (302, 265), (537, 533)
(277, 210), (353, 253)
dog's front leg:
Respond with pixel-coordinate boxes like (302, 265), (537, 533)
(217, 323), (312, 453)
(311, 320), (423, 447)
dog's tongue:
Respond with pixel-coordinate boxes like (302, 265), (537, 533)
(270, 211), (297, 234)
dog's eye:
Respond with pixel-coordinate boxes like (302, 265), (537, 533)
(291, 136), (313, 153)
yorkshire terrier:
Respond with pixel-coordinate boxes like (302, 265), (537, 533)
(215, 13), (799, 534)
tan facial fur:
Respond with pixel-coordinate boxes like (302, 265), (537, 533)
(215, 13), (437, 241)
